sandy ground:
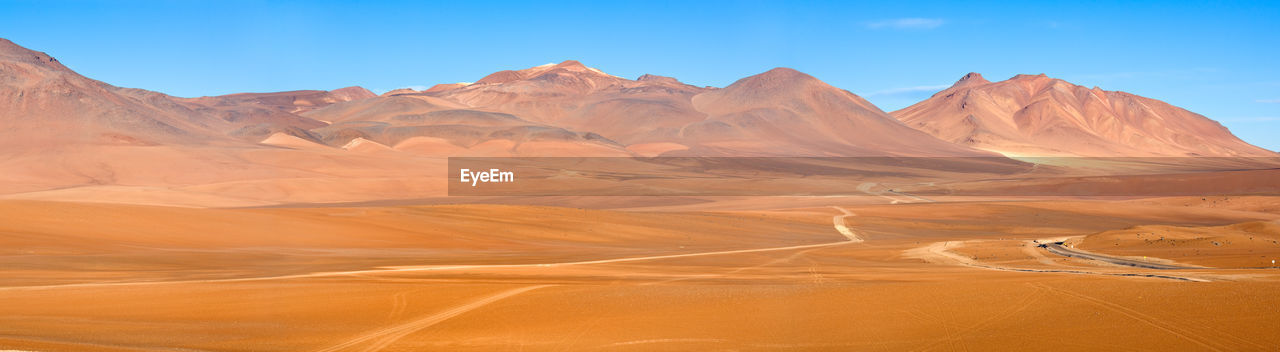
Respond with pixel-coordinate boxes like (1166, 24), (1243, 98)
(1, 197), (1279, 351)
(1069, 221), (1280, 269)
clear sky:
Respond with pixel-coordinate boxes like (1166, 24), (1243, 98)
(2, 0), (1277, 151)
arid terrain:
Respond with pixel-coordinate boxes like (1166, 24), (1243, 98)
(2, 196), (1279, 351)
(1, 36), (1279, 351)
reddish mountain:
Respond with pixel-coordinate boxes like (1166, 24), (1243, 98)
(428, 60), (642, 125)
(303, 60), (707, 154)
(177, 87), (374, 141)
(0, 39), (443, 202)
(683, 68), (988, 156)
(0, 38), (233, 148)
(2, 37), (1272, 206)
(892, 73), (1275, 156)
(189, 86), (374, 114)
(424, 83), (470, 93)
(352, 62), (984, 156)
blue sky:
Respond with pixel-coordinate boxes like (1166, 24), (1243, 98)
(2, 0), (1277, 150)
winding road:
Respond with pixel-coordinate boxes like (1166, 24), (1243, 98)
(830, 206), (863, 242)
(1043, 243), (1197, 270)
(313, 285), (554, 352)
(908, 241), (1208, 282)
(1, 205), (867, 292)
(305, 206), (867, 351)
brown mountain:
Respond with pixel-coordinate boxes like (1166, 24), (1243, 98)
(424, 60), (703, 136)
(891, 73), (1275, 156)
(329, 62), (987, 156)
(0, 39), (437, 203)
(0, 38), (233, 148)
(399, 60), (709, 146)
(185, 86), (374, 114)
(0, 36), (375, 147)
(300, 87), (631, 156)
(682, 68), (989, 156)
(177, 87), (374, 141)
(301, 60), (705, 155)
(2, 37), (1272, 206)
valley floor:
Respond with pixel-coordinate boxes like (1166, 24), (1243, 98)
(1, 196), (1279, 351)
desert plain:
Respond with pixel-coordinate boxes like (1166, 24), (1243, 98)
(1, 193), (1279, 351)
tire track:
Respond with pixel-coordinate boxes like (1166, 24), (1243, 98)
(1043, 243), (1200, 270)
(906, 241), (1207, 282)
(314, 285), (551, 352)
(830, 206), (864, 242)
(1030, 283), (1228, 351)
(910, 283), (1046, 352)
(3, 205), (866, 291)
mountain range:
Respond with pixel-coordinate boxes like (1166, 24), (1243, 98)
(4, 38), (1270, 158)
(0, 38), (1273, 204)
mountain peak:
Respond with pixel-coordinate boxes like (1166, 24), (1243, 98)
(893, 73), (1275, 156)
(474, 60), (617, 85)
(759, 67), (809, 78)
(691, 67), (991, 156)
(424, 82), (471, 93)
(697, 67), (854, 112)
(0, 38), (36, 56)
(475, 70), (524, 85)
(954, 72), (990, 86)
(0, 38), (70, 72)
(330, 86), (376, 100)
(555, 60), (585, 68)
(381, 87), (420, 96)
(729, 68), (821, 91)
(636, 74), (681, 84)
(1010, 73), (1051, 81)
(547, 60), (616, 77)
